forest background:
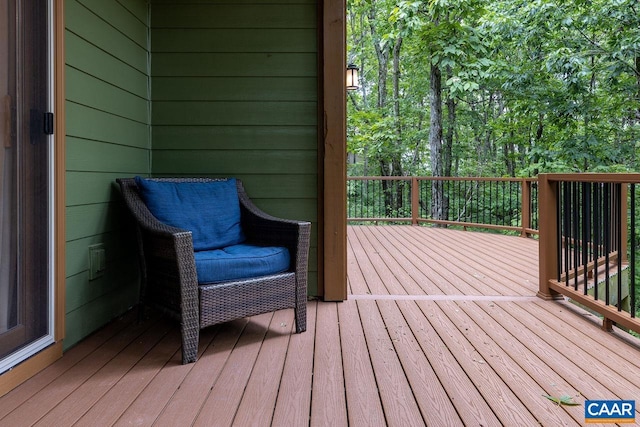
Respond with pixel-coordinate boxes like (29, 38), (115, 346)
(346, 0), (640, 179)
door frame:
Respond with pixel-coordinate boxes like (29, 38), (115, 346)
(0, 0), (64, 397)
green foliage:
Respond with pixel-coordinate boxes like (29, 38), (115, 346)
(347, 0), (640, 177)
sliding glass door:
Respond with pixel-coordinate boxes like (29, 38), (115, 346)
(0, 0), (54, 373)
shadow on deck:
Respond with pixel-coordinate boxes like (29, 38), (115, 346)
(1, 226), (640, 426)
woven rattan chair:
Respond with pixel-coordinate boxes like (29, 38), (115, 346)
(116, 177), (310, 364)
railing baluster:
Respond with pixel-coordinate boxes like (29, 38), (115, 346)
(563, 183), (570, 287)
(631, 183), (636, 318)
(593, 183), (602, 300)
(582, 182), (589, 295)
(556, 183), (562, 282)
(616, 183), (623, 311)
(572, 182), (579, 291)
(604, 183), (611, 306)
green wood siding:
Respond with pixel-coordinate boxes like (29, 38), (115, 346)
(64, 0), (151, 350)
(150, 0), (319, 294)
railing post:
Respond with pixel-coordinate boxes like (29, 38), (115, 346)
(537, 174), (563, 300)
(521, 179), (531, 238)
(411, 177), (419, 226)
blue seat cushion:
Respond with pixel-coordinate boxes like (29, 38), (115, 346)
(135, 177), (245, 251)
(194, 244), (290, 284)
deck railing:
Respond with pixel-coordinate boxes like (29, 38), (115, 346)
(538, 173), (640, 333)
(347, 176), (538, 236)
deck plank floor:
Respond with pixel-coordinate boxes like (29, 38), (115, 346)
(2, 225), (640, 426)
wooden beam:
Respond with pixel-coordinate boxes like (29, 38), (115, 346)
(321, 0), (347, 301)
(537, 174), (563, 300)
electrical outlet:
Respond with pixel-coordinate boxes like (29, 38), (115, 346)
(88, 243), (106, 280)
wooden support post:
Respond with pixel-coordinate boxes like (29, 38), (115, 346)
(321, 0), (347, 301)
(537, 174), (563, 300)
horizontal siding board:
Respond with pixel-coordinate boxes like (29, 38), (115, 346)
(246, 199), (317, 223)
(66, 67), (149, 124)
(76, 0), (148, 47)
(66, 31), (148, 99)
(150, 29), (316, 53)
(64, 282), (140, 350)
(66, 137), (149, 173)
(66, 0), (148, 73)
(151, 150), (317, 174)
(307, 247), (318, 273)
(151, 53), (317, 77)
(65, 232), (137, 278)
(152, 101), (316, 126)
(66, 203), (125, 242)
(66, 171), (127, 206)
(239, 175), (317, 199)
(151, 4), (316, 28)
(121, 0), (149, 23)
(66, 102), (149, 148)
(65, 261), (139, 313)
(152, 125), (316, 150)
(147, 173), (317, 199)
(152, 77), (316, 102)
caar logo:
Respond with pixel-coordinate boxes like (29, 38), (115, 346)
(585, 400), (635, 423)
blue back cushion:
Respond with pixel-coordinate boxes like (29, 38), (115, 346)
(134, 177), (245, 251)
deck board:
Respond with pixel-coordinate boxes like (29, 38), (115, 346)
(0, 310), (138, 419)
(233, 309), (294, 427)
(357, 299), (425, 426)
(75, 328), (182, 427)
(337, 300), (386, 426)
(310, 301), (348, 427)
(113, 325), (219, 426)
(192, 313), (273, 427)
(33, 321), (172, 426)
(271, 300), (316, 426)
(2, 225), (640, 426)
(374, 299), (463, 426)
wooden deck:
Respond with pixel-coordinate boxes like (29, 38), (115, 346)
(2, 225), (640, 426)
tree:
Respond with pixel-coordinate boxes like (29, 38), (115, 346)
(347, 0), (640, 189)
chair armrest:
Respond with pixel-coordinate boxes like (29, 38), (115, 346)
(116, 178), (199, 320)
(237, 184), (311, 276)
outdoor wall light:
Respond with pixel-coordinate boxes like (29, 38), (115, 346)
(346, 64), (359, 91)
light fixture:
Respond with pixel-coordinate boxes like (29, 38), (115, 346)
(346, 64), (359, 91)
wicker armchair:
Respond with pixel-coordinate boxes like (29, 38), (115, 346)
(116, 177), (310, 364)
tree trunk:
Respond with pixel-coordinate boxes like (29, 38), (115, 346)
(443, 66), (455, 178)
(635, 55), (640, 122)
(393, 34), (403, 152)
(429, 63), (444, 221)
(368, 2), (388, 110)
(391, 35), (405, 214)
